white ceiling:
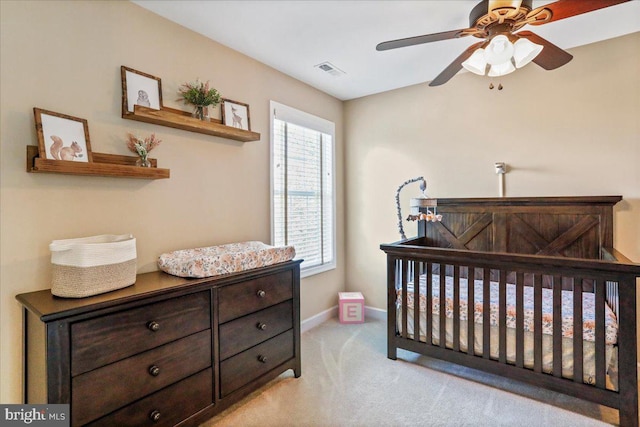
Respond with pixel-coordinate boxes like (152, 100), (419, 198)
(133, 1), (640, 101)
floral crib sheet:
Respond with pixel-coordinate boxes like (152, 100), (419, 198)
(397, 274), (618, 345)
(158, 241), (296, 278)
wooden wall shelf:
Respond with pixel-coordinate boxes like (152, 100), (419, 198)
(26, 145), (170, 179)
(122, 105), (261, 142)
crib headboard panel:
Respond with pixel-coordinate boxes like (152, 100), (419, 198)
(412, 196), (621, 260)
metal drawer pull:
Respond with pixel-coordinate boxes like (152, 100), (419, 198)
(257, 355), (267, 363)
(148, 365), (161, 376)
(147, 321), (160, 332)
(256, 290), (266, 298)
(149, 410), (161, 422)
(257, 322), (267, 330)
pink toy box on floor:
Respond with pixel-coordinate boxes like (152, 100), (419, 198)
(338, 292), (365, 324)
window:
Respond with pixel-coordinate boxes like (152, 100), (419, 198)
(270, 101), (335, 277)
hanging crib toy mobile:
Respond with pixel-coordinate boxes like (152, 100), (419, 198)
(395, 176), (441, 240)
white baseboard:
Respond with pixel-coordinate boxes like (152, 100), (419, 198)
(365, 306), (387, 321)
(301, 305), (387, 333)
(301, 305), (338, 333)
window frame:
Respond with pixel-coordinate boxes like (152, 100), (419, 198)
(269, 101), (336, 278)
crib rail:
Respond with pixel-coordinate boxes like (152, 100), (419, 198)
(382, 241), (639, 427)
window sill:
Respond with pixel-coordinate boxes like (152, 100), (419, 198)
(300, 262), (336, 279)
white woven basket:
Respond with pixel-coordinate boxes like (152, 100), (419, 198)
(50, 234), (137, 298)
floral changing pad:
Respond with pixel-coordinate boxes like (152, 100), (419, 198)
(158, 241), (296, 278)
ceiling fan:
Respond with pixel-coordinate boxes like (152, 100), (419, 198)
(376, 0), (630, 86)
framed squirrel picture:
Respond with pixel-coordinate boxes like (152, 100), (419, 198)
(33, 108), (92, 162)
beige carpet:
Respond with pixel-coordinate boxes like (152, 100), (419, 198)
(202, 317), (617, 426)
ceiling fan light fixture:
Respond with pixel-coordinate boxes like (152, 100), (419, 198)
(462, 48), (487, 75)
(484, 35), (515, 65)
(513, 38), (544, 68)
(488, 61), (516, 77)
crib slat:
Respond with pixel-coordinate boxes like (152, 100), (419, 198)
(413, 261), (421, 343)
(467, 266), (475, 356)
(594, 279), (606, 389)
(483, 268), (491, 359)
(553, 275), (562, 378)
(439, 265), (447, 349)
(573, 277), (584, 383)
(453, 265), (460, 352)
(516, 272), (524, 368)
(426, 263), (433, 345)
(389, 257), (399, 359)
(618, 276), (639, 427)
(498, 270), (507, 364)
(533, 274), (543, 373)
(401, 259), (408, 339)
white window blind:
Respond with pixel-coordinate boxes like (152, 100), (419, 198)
(270, 101), (335, 276)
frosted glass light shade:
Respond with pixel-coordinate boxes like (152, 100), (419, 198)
(484, 35), (514, 65)
(488, 61), (516, 77)
(462, 48), (487, 75)
(513, 38), (544, 68)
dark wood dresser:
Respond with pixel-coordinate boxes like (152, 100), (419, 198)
(16, 260), (301, 426)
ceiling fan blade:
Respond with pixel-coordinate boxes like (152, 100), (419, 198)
(516, 31), (572, 70)
(539, 0), (630, 24)
(429, 41), (486, 87)
(376, 29), (466, 51)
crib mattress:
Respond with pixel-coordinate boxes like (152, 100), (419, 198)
(397, 274), (618, 345)
(158, 241), (296, 278)
(398, 306), (618, 390)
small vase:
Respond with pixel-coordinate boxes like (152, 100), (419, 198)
(136, 156), (151, 167)
(192, 105), (209, 121)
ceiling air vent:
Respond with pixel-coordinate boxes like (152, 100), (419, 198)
(315, 62), (346, 77)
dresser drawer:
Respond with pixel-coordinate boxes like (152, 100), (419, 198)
(72, 330), (211, 426)
(220, 330), (294, 397)
(219, 300), (293, 360)
(71, 291), (210, 376)
(87, 368), (213, 427)
(218, 270), (292, 323)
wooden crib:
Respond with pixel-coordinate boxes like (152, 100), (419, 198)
(380, 196), (639, 426)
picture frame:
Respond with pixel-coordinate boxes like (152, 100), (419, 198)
(121, 66), (163, 114)
(221, 99), (251, 131)
(33, 108), (92, 162)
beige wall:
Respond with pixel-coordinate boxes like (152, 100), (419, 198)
(345, 32), (640, 310)
(0, 1), (344, 403)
